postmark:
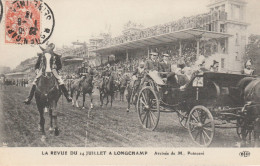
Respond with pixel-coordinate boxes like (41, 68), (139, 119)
(0, 0), (3, 24)
(5, 0), (55, 44)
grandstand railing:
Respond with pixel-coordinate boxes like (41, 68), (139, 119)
(96, 11), (228, 49)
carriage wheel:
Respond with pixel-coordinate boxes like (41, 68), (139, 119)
(137, 86), (160, 131)
(188, 106), (215, 147)
(177, 110), (189, 129)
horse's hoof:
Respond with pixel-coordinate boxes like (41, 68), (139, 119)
(38, 125), (42, 132)
(44, 108), (48, 113)
(54, 128), (60, 136)
(41, 135), (46, 142)
(49, 127), (54, 133)
(90, 104), (94, 109)
(82, 107), (85, 110)
(126, 109), (129, 112)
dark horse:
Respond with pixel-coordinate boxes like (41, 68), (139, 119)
(70, 73), (94, 110)
(98, 72), (117, 107)
(237, 77), (260, 146)
(35, 55), (61, 141)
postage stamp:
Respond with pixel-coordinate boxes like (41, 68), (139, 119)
(5, 0), (54, 44)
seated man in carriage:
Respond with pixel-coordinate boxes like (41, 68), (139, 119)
(180, 55), (209, 90)
(23, 43), (72, 104)
(209, 60), (220, 72)
(140, 52), (162, 86)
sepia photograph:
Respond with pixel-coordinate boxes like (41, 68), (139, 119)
(0, 0), (260, 165)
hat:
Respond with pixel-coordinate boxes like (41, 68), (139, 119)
(196, 55), (206, 66)
(245, 60), (252, 66)
(162, 53), (170, 57)
(150, 52), (158, 56)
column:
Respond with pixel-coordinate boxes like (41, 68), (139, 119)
(179, 41), (182, 56)
(126, 50), (129, 62)
(196, 37), (201, 59)
(147, 47), (150, 59)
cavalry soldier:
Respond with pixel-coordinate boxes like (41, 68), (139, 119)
(243, 59), (254, 75)
(24, 43), (72, 104)
(210, 60), (220, 72)
(77, 62), (89, 78)
(100, 64), (112, 89)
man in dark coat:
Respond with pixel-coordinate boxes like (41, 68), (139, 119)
(24, 43), (72, 104)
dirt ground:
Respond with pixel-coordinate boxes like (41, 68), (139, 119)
(0, 86), (241, 147)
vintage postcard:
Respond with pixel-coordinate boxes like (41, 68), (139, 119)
(0, 0), (260, 165)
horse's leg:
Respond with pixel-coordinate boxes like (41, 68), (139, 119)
(39, 106), (46, 141)
(71, 88), (75, 107)
(105, 93), (109, 106)
(82, 92), (86, 109)
(52, 101), (60, 136)
(126, 89), (131, 112)
(110, 93), (113, 107)
(75, 90), (80, 108)
(49, 108), (54, 133)
(254, 117), (260, 147)
(90, 93), (93, 109)
(100, 91), (103, 107)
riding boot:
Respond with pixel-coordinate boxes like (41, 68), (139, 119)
(60, 84), (72, 102)
(23, 85), (36, 104)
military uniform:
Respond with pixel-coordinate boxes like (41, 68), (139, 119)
(24, 43), (72, 104)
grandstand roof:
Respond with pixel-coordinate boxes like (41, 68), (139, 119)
(92, 28), (232, 54)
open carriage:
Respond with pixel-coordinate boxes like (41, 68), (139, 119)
(136, 71), (258, 146)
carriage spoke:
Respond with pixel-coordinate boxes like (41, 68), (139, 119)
(149, 112), (156, 127)
(202, 130), (211, 140)
(195, 110), (201, 122)
(191, 114), (199, 123)
(202, 121), (212, 127)
(145, 112), (149, 128)
(150, 111), (157, 121)
(201, 131), (207, 145)
(203, 127), (213, 132)
(140, 98), (146, 106)
(141, 93), (148, 105)
(141, 111), (148, 124)
(194, 130), (201, 141)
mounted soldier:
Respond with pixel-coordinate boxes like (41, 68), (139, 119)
(23, 43), (72, 104)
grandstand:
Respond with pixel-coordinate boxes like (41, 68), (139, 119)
(92, 0), (248, 73)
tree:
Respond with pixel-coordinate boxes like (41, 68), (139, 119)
(246, 34), (260, 75)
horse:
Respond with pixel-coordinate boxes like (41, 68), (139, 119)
(237, 77), (260, 147)
(98, 72), (117, 107)
(70, 73), (94, 110)
(35, 53), (61, 141)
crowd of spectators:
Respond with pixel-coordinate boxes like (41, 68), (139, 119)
(4, 78), (29, 87)
(98, 10), (227, 48)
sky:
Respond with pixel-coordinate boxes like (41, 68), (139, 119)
(0, 0), (260, 69)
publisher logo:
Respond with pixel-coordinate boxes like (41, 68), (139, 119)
(239, 151), (250, 157)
